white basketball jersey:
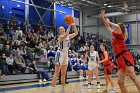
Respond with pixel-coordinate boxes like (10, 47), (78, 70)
(88, 51), (98, 63)
(58, 36), (70, 51)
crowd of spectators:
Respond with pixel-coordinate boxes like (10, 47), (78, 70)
(0, 20), (56, 76)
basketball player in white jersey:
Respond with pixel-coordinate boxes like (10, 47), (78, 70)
(51, 23), (78, 91)
(84, 44), (100, 89)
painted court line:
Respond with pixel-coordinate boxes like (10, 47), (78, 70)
(0, 76), (117, 92)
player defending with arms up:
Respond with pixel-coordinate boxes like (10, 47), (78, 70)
(99, 10), (140, 93)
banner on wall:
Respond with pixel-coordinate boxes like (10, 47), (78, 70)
(125, 24), (131, 44)
(74, 10), (80, 18)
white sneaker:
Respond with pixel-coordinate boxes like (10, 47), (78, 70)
(39, 79), (43, 84)
(43, 79), (47, 82)
(82, 76), (84, 79)
(88, 84), (91, 89)
(97, 84), (100, 89)
(110, 88), (116, 93)
(79, 76), (83, 80)
(92, 75), (96, 79)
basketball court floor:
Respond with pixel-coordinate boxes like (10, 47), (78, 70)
(0, 74), (139, 93)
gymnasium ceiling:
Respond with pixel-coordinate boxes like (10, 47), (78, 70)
(47, 0), (140, 14)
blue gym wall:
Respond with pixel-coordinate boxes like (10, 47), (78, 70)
(55, 4), (72, 28)
(29, 0), (53, 27)
(126, 24), (131, 44)
(74, 10), (80, 18)
(0, 0), (52, 26)
(0, 0), (79, 28)
(0, 0), (25, 22)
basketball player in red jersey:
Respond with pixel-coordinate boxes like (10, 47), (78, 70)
(99, 43), (115, 92)
(100, 10), (140, 93)
(51, 23), (78, 92)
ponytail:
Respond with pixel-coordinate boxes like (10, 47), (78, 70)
(124, 27), (128, 41)
(118, 22), (128, 41)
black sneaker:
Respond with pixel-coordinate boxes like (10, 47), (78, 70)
(65, 82), (69, 84)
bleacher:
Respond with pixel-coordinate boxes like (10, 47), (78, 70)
(0, 71), (80, 85)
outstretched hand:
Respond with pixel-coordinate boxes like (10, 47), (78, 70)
(67, 23), (75, 27)
(71, 23), (75, 26)
(99, 10), (105, 18)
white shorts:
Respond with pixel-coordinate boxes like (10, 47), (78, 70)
(88, 62), (97, 70)
(55, 50), (68, 65)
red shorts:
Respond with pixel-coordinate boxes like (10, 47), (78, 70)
(104, 63), (114, 75)
(117, 51), (134, 70)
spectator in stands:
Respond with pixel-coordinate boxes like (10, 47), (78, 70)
(18, 46), (25, 57)
(20, 22), (26, 34)
(26, 34), (32, 44)
(22, 45), (28, 60)
(0, 54), (8, 76)
(47, 46), (55, 58)
(28, 24), (34, 33)
(79, 54), (88, 80)
(6, 53), (14, 75)
(8, 27), (14, 39)
(15, 27), (23, 39)
(27, 60), (48, 83)
(14, 52), (26, 74)
(29, 36), (39, 48)
(134, 56), (140, 73)
(10, 14), (16, 23)
(71, 56), (78, 71)
(0, 27), (4, 37)
(47, 46), (55, 71)
(48, 31), (54, 40)
(2, 45), (12, 57)
(27, 29), (32, 36)
(13, 23), (17, 30)
(27, 60), (37, 74)
(78, 36), (85, 46)
(38, 39), (44, 48)
(79, 45), (85, 52)
(3, 21), (10, 33)
(38, 26), (44, 35)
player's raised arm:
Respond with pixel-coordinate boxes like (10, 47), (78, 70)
(69, 23), (78, 39)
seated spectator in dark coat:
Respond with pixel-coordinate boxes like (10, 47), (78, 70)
(2, 45), (12, 57)
(27, 60), (49, 84)
(0, 54), (8, 76)
(27, 60), (37, 74)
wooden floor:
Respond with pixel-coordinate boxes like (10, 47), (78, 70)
(0, 75), (139, 93)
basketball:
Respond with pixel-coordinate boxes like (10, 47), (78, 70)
(64, 15), (74, 25)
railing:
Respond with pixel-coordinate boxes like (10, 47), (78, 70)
(0, 17), (53, 28)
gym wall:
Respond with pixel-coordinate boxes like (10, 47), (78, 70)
(0, 0), (25, 22)
(29, 0), (53, 26)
